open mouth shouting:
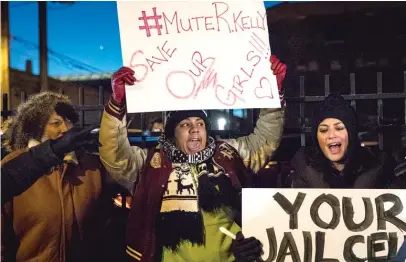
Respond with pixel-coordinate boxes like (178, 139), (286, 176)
(328, 142), (342, 155)
(187, 137), (203, 153)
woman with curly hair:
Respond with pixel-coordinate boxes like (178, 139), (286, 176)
(1, 124), (98, 204)
(1, 92), (114, 262)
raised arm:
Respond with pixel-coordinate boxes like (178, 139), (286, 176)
(1, 125), (99, 204)
(99, 67), (147, 193)
(222, 56), (287, 173)
(222, 108), (285, 173)
(1, 144), (60, 204)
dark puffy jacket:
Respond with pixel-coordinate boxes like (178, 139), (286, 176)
(290, 146), (400, 189)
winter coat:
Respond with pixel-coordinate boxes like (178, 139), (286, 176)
(291, 146), (398, 189)
(99, 100), (285, 194)
(1, 142), (112, 262)
(1, 140), (63, 204)
(98, 99), (285, 261)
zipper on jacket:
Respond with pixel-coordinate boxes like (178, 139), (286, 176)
(57, 163), (67, 262)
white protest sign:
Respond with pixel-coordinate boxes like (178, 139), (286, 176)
(242, 188), (406, 261)
(117, 1), (280, 113)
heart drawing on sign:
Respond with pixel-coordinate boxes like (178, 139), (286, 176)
(254, 77), (274, 99)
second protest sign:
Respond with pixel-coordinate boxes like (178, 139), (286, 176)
(242, 188), (406, 261)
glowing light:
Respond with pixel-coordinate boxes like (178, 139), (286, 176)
(217, 118), (226, 130)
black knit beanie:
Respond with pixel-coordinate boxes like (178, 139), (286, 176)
(311, 93), (360, 155)
(164, 110), (208, 139)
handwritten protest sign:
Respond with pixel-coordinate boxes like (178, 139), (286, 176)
(242, 189), (406, 261)
(117, 1), (280, 113)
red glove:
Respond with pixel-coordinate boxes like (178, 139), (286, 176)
(111, 67), (137, 105)
(270, 55), (287, 106)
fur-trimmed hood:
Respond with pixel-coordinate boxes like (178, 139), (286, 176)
(2, 92), (78, 152)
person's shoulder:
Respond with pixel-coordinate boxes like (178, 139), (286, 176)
(359, 147), (394, 168)
(354, 147), (397, 183)
(77, 151), (104, 170)
(1, 148), (30, 166)
(294, 146), (307, 156)
(215, 140), (240, 155)
(291, 146), (310, 166)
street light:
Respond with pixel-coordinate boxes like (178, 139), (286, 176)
(217, 117), (226, 130)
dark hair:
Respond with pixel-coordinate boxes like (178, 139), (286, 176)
(308, 94), (361, 177)
(149, 117), (163, 130)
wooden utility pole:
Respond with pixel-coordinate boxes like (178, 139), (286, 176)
(38, 1), (74, 92)
(1, 1), (10, 124)
(39, 1), (48, 91)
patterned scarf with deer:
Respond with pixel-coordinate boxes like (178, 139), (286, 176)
(155, 136), (241, 251)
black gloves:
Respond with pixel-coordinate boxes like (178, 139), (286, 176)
(233, 232), (262, 262)
(50, 125), (99, 158)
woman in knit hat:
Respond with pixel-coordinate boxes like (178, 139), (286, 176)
(291, 93), (400, 188)
(99, 56), (287, 261)
(1, 92), (115, 262)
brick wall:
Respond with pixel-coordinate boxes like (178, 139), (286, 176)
(8, 69), (167, 129)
